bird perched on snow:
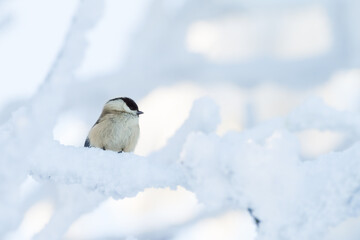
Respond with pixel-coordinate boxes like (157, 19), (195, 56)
(84, 97), (143, 152)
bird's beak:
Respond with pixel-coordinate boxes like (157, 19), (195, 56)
(137, 110), (144, 115)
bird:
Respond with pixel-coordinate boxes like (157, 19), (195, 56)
(84, 97), (143, 153)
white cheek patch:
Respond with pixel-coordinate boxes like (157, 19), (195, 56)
(123, 106), (138, 116)
(123, 103), (134, 114)
(105, 99), (137, 115)
(106, 100), (126, 112)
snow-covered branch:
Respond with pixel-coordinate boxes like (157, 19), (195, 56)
(26, 97), (360, 240)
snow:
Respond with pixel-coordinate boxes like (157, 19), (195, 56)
(1, 0), (360, 239)
(0, 0), (78, 109)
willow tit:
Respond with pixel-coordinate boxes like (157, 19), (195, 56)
(84, 97), (143, 152)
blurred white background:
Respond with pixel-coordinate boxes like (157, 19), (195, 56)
(1, 0), (360, 239)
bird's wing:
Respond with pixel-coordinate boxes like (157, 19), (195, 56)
(84, 137), (91, 147)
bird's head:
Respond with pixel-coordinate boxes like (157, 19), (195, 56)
(104, 97), (143, 116)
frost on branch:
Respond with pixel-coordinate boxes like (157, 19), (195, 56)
(1, 0), (360, 239)
(28, 97), (360, 240)
(29, 97), (219, 198)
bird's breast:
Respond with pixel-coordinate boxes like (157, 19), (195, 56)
(91, 114), (139, 152)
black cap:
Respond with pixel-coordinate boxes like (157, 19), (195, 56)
(108, 97), (139, 111)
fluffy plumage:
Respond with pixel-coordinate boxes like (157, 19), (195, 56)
(84, 97), (143, 152)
